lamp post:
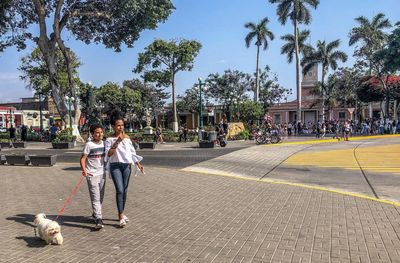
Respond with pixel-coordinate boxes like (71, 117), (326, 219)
(38, 93), (43, 131)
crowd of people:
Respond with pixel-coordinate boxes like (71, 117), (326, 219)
(268, 118), (400, 139)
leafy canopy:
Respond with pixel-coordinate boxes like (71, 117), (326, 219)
(134, 39), (202, 87)
(0, 0), (175, 52)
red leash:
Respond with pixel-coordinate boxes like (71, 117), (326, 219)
(54, 175), (85, 221)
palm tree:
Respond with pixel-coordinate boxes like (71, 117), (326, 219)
(349, 13), (391, 73)
(281, 29), (313, 63)
(301, 39), (348, 122)
(269, 0), (319, 123)
(244, 17), (275, 102)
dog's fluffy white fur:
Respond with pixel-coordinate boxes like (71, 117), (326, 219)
(34, 213), (63, 245)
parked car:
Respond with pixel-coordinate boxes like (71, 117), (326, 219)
(0, 127), (8, 133)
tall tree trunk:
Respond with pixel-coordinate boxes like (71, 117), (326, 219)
(33, 0), (69, 124)
(172, 71), (178, 132)
(294, 20), (302, 123)
(54, 0), (83, 141)
(255, 45), (260, 102)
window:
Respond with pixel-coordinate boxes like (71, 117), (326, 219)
(338, 112), (345, 119)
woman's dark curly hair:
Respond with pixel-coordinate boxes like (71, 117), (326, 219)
(110, 110), (124, 126)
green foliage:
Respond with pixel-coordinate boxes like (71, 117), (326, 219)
(205, 69), (251, 110)
(26, 131), (40, 141)
(19, 46), (81, 96)
(280, 29), (313, 63)
(237, 130), (250, 140)
(177, 87), (199, 113)
(257, 66), (289, 111)
(95, 82), (141, 115)
(237, 100), (263, 128)
(382, 27), (400, 73)
(244, 17), (275, 50)
(1, 1), (174, 53)
(0, 132), (10, 140)
(55, 128), (76, 142)
(269, 0), (319, 25)
(134, 39), (202, 87)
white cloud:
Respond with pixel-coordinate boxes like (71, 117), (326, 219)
(217, 59), (226, 64)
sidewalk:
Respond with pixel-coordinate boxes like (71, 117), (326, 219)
(1, 163), (400, 262)
(1, 135), (400, 262)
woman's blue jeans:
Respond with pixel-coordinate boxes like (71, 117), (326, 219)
(110, 162), (131, 214)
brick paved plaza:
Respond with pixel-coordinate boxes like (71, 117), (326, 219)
(1, 136), (400, 262)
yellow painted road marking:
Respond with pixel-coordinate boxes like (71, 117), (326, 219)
(269, 134), (400, 146)
(182, 167), (400, 207)
(284, 144), (400, 175)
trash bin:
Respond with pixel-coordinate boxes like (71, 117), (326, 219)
(208, 131), (217, 141)
(201, 131), (209, 141)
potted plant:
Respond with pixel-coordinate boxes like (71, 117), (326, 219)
(0, 139), (11, 149)
(138, 134), (156, 149)
(52, 128), (76, 149)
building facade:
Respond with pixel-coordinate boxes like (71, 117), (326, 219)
(268, 66), (383, 125)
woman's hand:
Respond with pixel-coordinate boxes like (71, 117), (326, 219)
(136, 162), (145, 174)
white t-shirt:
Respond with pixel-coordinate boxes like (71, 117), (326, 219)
(82, 141), (105, 176)
(105, 137), (142, 164)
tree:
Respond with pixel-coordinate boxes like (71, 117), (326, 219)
(19, 46), (81, 97)
(257, 66), (289, 111)
(123, 79), (169, 127)
(244, 17), (275, 102)
(280, 29), (313, 63)
(269, 0), (319, 122)
(237, 100), (264, 128)
(0, 0), (174, 138)
(382, 26), (400, 73)
(349, 13), (391, 74)
(177, 87), (200, 113)
(134, 39), (202, 132)
(95, 82), (141, 117)
(205, 70), (251, 121)
(301, 39), (348, 121)
(331, 67), (364, 121)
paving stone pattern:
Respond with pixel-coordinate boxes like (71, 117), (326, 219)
(182, 145), (311, 179)
(1, 164), (400, 262)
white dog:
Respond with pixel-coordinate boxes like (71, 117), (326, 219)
(34, 213), (63, 245)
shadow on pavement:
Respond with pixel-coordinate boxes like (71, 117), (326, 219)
(16, 236), (47, 248)
(62, 166), (81, 171)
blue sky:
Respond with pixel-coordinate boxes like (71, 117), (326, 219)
(0, 0), (399, 103)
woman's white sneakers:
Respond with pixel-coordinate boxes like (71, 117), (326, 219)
(119, 215), (129, 227)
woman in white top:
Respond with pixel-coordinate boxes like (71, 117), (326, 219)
(105, 111), (144, 227)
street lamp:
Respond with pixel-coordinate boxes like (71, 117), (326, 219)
(197, 78), (208, 141)
(65, 95), (75, 129)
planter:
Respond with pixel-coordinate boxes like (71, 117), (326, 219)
(0, 142), (11, 149)
(139, 142), (156, 149)
(0, 155), (6, 165)
(5, 155), (30, 165)
(12, 142), (27, 148)
(199, 141), (215, 148)
(52, 142), (75, 149)
(29, 155), (57, 166)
